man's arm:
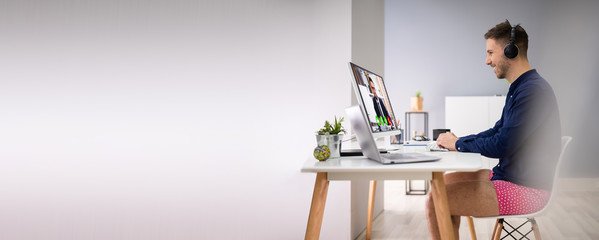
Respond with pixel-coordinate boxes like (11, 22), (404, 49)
(438, 113), (503, 151)
(474, 118), (503, 138)
(455, 89), (543, 158)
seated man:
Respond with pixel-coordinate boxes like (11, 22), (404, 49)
(367, 75), (391, 125)
(427, 20), (561, 240)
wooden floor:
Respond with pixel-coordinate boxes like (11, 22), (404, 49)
(355, 180), (599, 240)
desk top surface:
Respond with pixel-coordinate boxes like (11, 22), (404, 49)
(301, 147), (483, 173)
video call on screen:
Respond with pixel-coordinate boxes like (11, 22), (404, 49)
(351, 64), (398, 133)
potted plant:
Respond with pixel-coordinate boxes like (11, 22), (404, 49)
(411, 91), (423, 111)
(315, 116), (346, 159)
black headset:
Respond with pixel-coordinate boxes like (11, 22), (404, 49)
(504, 26), (519, 59)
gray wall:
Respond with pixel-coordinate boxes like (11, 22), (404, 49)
(351, 0), (385, 238)
(385, 0), (599, 177)
(534, 0), (599, 177)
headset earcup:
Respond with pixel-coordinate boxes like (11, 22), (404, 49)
(504, 43), (519, 59)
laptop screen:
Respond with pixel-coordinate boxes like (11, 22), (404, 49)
(348, 62), (399, 135)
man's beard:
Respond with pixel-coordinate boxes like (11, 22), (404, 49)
(495, 60), (510, 79)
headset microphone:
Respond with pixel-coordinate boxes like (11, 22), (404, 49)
(504, 26), (519, 59)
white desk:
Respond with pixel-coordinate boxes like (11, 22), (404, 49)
(301, 148), (483, 240)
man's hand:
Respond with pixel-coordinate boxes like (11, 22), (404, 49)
(437, 132), (459, 151)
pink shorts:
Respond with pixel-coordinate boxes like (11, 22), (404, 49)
(489, 171), (550, 215)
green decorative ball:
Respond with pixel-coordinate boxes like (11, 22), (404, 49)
(313, 145), (331, 161)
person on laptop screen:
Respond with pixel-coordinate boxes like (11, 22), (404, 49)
(425, 20), (561, 240)
(366, 75), (392, 128)
(348, 63), (398, 134)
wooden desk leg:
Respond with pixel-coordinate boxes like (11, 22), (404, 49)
(366, 180), (377, 240)
(305, 172), (329, 240)
(431, 172), (455, 240)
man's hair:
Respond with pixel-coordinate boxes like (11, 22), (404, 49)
(484, 20), (529, 57)
(366, 74), (374, 84)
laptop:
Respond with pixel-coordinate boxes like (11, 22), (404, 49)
(345, 105), (441, 164)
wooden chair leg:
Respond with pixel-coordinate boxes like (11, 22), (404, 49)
(530, 218), (542, 240)
(466, 216), (477, 240)
(490, 219), (498, 240)
(366, 180), (377, 240)
(492, 219), (503, 240)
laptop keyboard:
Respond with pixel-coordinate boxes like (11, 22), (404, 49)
(426, 142), (449, 152)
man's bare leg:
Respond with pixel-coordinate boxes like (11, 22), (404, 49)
(426, 170), (499, 240)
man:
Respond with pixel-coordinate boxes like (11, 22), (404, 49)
(367, 75), (391, 126)
(427, 20), (561, 240)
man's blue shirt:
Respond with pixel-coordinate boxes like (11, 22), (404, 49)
(455, 69), (561, 190)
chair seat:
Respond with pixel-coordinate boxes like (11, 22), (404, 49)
(472, 211), (544, 219)
(467, 136), (572, 240)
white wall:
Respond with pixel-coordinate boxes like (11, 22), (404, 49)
(385, 0), (598, 177)
(0, 1), (353, 239)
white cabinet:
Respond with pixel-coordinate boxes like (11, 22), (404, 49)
(445, 96), (505, 137)
(445, 96), (506, 168)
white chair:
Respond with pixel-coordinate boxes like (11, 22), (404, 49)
(466, 136), (572, 240)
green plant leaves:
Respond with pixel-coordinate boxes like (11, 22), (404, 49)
(317, 116), (346, 135)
